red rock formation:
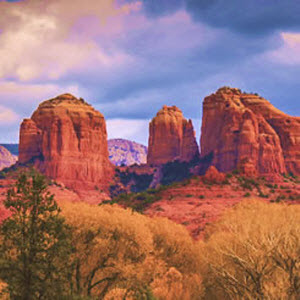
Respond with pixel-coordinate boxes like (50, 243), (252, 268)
(200, 87), (298, 176)
(147, 105), (199, 165)
(19, 94), (113, 190)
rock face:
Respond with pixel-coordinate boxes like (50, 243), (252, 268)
(0, 146), (17, 171)
(108, 139), (147, 166)
(19, 94), (113, 190)
(241, 96), (300, 177)
(147, 105), (199, 165)
(201, 87), (300, 176)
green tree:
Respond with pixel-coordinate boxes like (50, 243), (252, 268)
(0, 170), (72, 299)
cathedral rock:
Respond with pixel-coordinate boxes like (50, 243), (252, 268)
(147, 105), (199, 165)
(200, 87), (300, 176)
(19, 94), (113, 190)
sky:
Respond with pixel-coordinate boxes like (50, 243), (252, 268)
(0, 0), (299, 146)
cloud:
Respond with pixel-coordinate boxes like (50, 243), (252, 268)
(0, 105), (19, 125)
(0, 0), (140, 81)
(137, 0), (184, 18)
(106, 118), (150, 145)
(137, 0), (300, 35)
(266, 32), (300, 65)
(78, 8), (281, 112)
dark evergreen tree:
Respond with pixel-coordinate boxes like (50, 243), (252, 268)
(0, 170), (72, 299)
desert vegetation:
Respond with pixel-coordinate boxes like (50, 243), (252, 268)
(0, 171), (299, 299)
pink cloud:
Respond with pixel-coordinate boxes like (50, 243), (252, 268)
(0, 0), (141, 81)
(266, 32), (300, 65)
(0, 105), (19, 125)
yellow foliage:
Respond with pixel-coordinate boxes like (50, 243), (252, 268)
(58, 198), (299, 299)
(0, 281), (9, 299)
(103, 287), (133, 300)
(148, 217), (201, 274)
(200, 199), (300, 300)
(61, 202), (153, 297)
(151, 267), (202, 300)
(60, 202), (202, 299)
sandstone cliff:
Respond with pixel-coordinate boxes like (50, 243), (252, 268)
(0, 146), (17, 171)
(19, 94), (113, 190)
(108, 139), (147, 166)
(201, 87), (300, 176)
(147, 105), (199, 165)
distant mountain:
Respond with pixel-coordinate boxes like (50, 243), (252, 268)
(0, 145), (17, 171)
(108, 139), (147, 166)
(1, 144), (19, 156)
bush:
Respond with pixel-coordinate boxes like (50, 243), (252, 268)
(258, 192), (269, 198)
(105, 187), (165, 213)
(225, 173), (233, 179)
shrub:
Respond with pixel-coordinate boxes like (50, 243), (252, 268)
(258, 192), (269, 198)
(225, 173), (233, 179)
